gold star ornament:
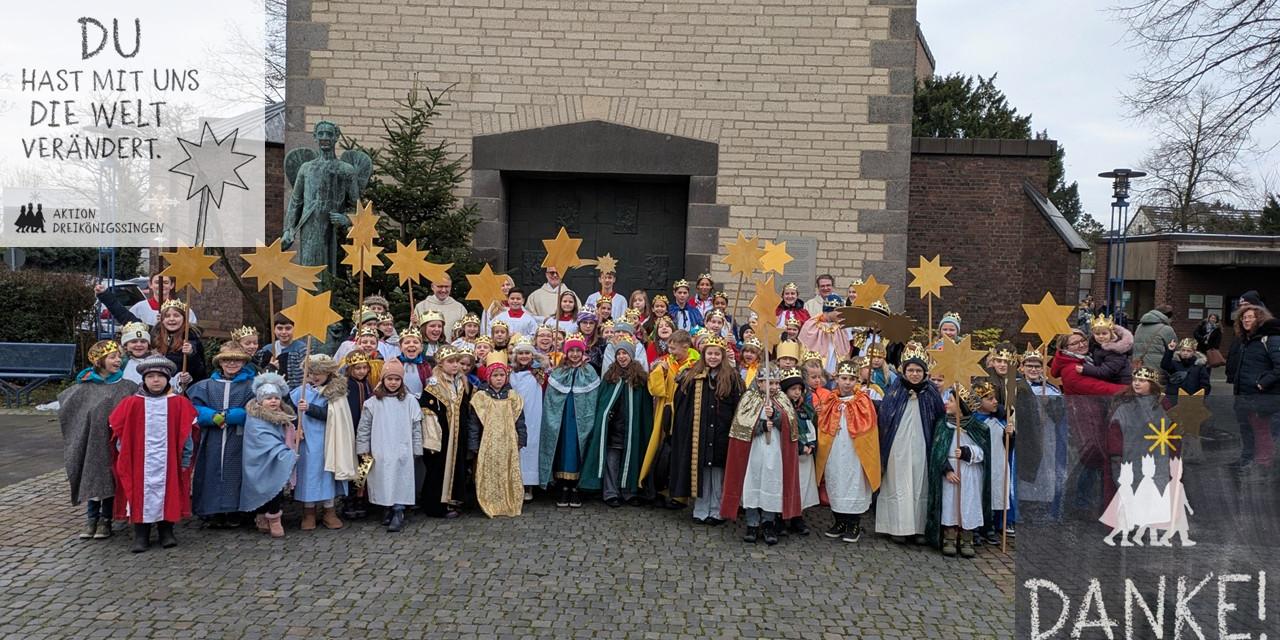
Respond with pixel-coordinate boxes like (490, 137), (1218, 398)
(590, 253), (619, 275)
(159, 245), (219, 292)
(282, 288), (342, 342)
(907, 255), (953, 299)
(385, 240), (431, 286)
(346, 199), (381, 249)
(928, 335), (989, 391)
(758, 240), (793, 276)
(1021, 291), (1075, 345)
(752, 317), (785, 353)
(748, 275), (783, 323)
(721, 231), (764, 279)
(241, 239), (324, 292)
(851, 275), (890, 309)
(1167, 389), (1210, 438)
(541, 227), (584, 276)
(466, 263), (509, 311)
(341, 242), (385, 278)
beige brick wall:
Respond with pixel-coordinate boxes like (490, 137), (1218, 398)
(289, 0), (916, 307)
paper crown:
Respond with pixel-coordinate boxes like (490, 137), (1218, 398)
(1133, 366), (1161, 383)
(377, 312), (393, 323)
(991, 344), (1018, 363)
(822, 295), (846, 311)
(962, 381), (996, 411)
(511, 335), (536, 353)
(783, 282), (799, 292)
(853, 355), (871, 369)
(119, 321), (150, 345)
(435, 345), (461, 361)
(353, 305), (379, 325)
(489, 319), (509, 332)
(344, 352), (372, 367)
(697, 273), (713, 282)
(460, 314), (480, 327)
(758, 365), (782, 381)
(357, 327), (380, 338)
(901, 341), (930, 367)
(601, 319), (615, 329)
(780, 367), (803, 382)
(455, 342), (476, 359)
(705, 309), (726, 321)
(88, 340), (121, 365)
(700, 334), (728, 351)
(159, 298), (188, 314)
(485, 350), (509, 368)
(866, 343), (887, 359)
(850, 278), (865, 287)
(623, 308), (642, 322)
(672, 279), (691, 290)
(1090, 314), (1116, 331)
(776, 341), (802, 361)
(1020, 346), (1045, 363)
(741, 337), (763, 352)
(475, 335), (494, 346)
(712, 291), (729, 302)
(802, 349), (822, 363)
(230, 325), (258, 341)
(836, 360), (859, 377)
(418, 310), (446, 326)
(870, 299), (890, 315)
(563, 332), (588, 352)
(613, 332), (637, 346)
(939, 311), (962, 327)
(399, 326), (422, 340)
(1177, 337), (1198, 351)
(784, 317), (801, 328)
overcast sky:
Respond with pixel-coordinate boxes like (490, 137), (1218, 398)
(917, 0), (1280, 225)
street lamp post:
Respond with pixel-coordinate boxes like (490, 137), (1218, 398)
(1098, 168), (1146, 323)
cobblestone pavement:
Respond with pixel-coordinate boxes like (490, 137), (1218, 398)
(0, 472), (1013, 639)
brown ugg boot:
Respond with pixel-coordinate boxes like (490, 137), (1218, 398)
(321, 507), (344, 530)
(301, 506), (317, 531)
(266, 512), (285, 538)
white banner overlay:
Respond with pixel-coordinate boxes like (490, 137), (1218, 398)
(0, 2), (267, 248)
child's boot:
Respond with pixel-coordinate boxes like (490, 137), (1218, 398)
(959, 530), (976, 558)
(157, 521), (178, 548)
(321, 507), (344, 530)
(266, 512), (285, 538)
(301, 506), (317, 530)
(131, 523), (152, 553)
(761, 519), (779, 546)
(941, 527), (958, 557)
(94, 517), (113, 539)
(387, 507), (405, 533)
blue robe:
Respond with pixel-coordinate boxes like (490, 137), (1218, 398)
(239, 404), (297, 512)
(188, 369), (254, 516)
(877, 378), (945, 468)
(290, 383), (348, 502)
(538, 365), (601, 486)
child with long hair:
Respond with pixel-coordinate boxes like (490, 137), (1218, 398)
(671, 335), (743, 523)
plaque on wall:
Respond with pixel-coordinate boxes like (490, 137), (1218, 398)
(776, 235), (818, 294)
(1189, 294), (1205, 304)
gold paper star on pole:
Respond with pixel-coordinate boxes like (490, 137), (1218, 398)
(341, 243), (384, 277)
(159, 245), (219, 292)
(466, 263), (509, 311)
(759, 240), (793, 276)
(928, 335), (989, 391)
(540, 227), (584, 276)
(385, 240), (431, 286)
(1167, 389), (1210, 438)
(748, 275), (783, 322)
(1021, 291), (1075, 345)
(907, 255), (953, 299)
(721, 231), (765, 279)
(346, 199), (380, 249)
(851, 275), (890, 309)
(282, 288), (342, 342)
(752, 317), (785, 352)
(241, 239), (324, 292)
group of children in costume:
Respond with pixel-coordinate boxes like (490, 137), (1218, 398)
(61, 271), (1071, 558)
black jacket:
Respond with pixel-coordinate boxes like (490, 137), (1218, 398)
(1228, 319), (1280, 395)
(1161, 348), (1211, 397)
(1193, 321), (1222, 351)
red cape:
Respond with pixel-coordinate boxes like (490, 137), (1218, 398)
(720, 407), (802, 521)
(110, 394), (199, 523)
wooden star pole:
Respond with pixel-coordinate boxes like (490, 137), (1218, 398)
(907, 255), (953, 347)
(159, 246), (218, 376)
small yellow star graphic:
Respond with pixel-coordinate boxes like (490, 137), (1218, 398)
(1144, 418), (1182, 456)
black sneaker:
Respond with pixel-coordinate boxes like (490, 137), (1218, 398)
(705, 517), (725, 527)
(841, 524), (862, 543)
(555, 488), (570, 508)
(742, 526), (759, 543)
(568, 489), (583, 508)
(985, 529), (1000, 545)
(604, 497), (622, 508)
(762, 522), (779, 546)
(387, 508), (405, 533)
(823, 522), (846, 539)
(789, 518), (810, 536)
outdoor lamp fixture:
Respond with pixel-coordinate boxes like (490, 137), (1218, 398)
(1099, 168), (1146, 321)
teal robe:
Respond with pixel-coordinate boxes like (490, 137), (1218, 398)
(925, 414), (991, 547)
(580, 379), (654, 492)
(538, 364), (601, 486)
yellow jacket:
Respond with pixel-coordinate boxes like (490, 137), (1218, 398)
(639, 348), (700, 485)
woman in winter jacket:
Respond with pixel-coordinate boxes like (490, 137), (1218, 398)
(1082, 320), (1134, 385)
(1227, 306), (1280, 469)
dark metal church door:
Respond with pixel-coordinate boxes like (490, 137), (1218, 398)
(506, 174), (689, 299)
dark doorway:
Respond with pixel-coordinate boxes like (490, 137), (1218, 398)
(506, 174), (689, 298)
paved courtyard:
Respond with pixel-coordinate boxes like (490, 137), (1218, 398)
(0, 414), (1013, 639)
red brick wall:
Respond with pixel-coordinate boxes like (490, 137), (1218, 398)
(907, 153), (1082, 344)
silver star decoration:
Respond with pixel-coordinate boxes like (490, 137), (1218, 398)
(169, 122), (256, 207)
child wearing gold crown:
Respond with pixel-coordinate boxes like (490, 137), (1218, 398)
(393, 327), (433, 398)
(1162, 337), (1211, 399)
(926, 386), (989, 558)
(1102, 365), (1172, 534)
(966, 380), (1014, 546)
(342, 351), (377, 520)
(775, 282), (811, 330)
(58, 340), (138, 540)
(719, 366), (802, 545)
(692, 273), (716, 316)
(932, 312), (963, 350)
(671, 334), (743, 523)
(356, 359), (422, 532)
(876, 343), (946, 544)
(640, 328), (699, 506)
(669, 279), (704, 333)
(468, 351), (528, 518)
(419, 311), (450, 362)
(116, 321), (158, 385)
(539, 333), (601, 508)
(187, 343), (255, 528)
(153, 298), (206, 392)
(816, 359), (881, 542)
(419, 345), (473, 518)
(1083, 314), (1135, 385)
(581, 335), (653, 507)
